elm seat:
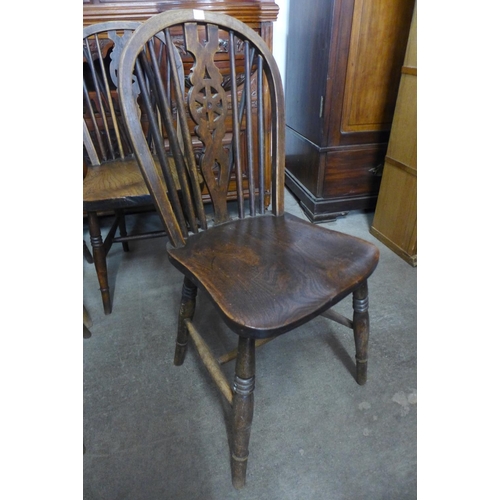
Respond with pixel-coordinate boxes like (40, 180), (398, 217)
(169, 212), (379, 338)
(118, 9), (380, 489)
(83, 157), (153, 211)
(83, 156), (177, 211)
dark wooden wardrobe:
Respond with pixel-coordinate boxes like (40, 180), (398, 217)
(284, 0), (415, 221)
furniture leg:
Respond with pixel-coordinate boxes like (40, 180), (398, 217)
(116, 209), (130, 252)
(174, 277), (198, 366)
(353, 281), (369, 385)
(87, 211), (112, 315)
(231, 337), (255, 489)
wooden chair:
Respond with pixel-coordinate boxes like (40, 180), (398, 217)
(118, 10), (380, 488)
(83, 21), (170, 314)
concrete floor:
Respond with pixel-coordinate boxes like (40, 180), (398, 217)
(83, 189), (417, 499)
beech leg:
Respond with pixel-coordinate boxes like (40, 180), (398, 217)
(353, 281), (369, 385)
(116, 210), (130, 252)
(174, 277), (198, 366)
(231, 337), (255, 489)
(87, 211), (112, 315)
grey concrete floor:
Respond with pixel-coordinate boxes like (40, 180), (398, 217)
(83, 189), (417, 499)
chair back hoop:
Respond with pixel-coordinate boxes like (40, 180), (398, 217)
(118, 9), (286, 248)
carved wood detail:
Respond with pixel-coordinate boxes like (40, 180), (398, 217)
(186, 23), (231, 223)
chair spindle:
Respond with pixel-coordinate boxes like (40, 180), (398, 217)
(229, 31), (245, 219)
(145, 38), (199, 234)
(95, 32), (125, 160)
(83, 68), (106, 161)
(135, 54), (189, 237)
(257, 54), (265, 214)
(244, 40), (256, 216)
(85, 37), (115, 160)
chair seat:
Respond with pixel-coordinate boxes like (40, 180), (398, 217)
(168, 212), (380, 339)
(83, 156), (178, 212)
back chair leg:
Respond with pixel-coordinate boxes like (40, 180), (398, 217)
(174, 277), (198, 366)
(116, 209), (130, 252)
(353, 281), (370, 385)
(87, 211), (112, 315)
(231, 337), (256, 489)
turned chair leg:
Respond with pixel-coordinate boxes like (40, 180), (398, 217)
(231, 337), (255, 489)
(116, 209), (130, 252)
(353, 281), (370, 385)
(87, 211), (112, 315)
(174, 277), (198, 366)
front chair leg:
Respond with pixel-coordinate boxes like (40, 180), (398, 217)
(353, 281), (370, 385)
(231, 337), (256, 489)
(174, 277), (198, 366)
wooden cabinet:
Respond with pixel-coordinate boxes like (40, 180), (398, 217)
(284, 0), (415, 221)
(83, 1), (279, 47)
(370, 3), (417, 266)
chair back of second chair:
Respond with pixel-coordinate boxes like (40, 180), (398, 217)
(84, 21), (170, 315)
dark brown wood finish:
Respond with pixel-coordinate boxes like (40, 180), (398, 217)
(83, 0), (279, 27)
(353, 281), (369, 385)
(174, 277), (198, 365)
(168, 213), (378, 338)
(231, 336), (255, 488)
(118, 10), (379, 488)
(284, 0), (415, 221)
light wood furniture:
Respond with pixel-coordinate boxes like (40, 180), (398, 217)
(284, 0), (415, 221)
(119, 10), (379, 488)
(370, 3), (417, 266)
